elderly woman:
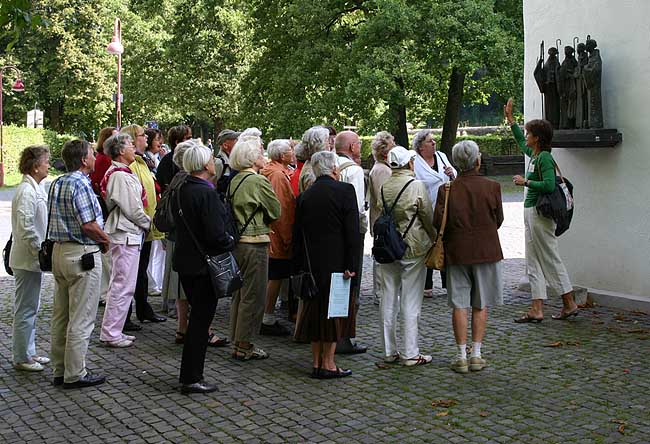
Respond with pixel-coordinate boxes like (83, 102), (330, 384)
(377, 146), (436, 366)
(290, 142), (307, 196)
(144, 128), (164, 173)
(298, 126), (330, 193)
(505, 99), (577, 322)
(412, 129), (457, 298)
(260, 139), (296, 336)
(368, 132), (396, 305)
(99, 134), (151, 348)
(172, 144), (235, 394)
(121, 124), (166, 325)
(228, 138), (281, 360)
(294, 151), (359, 378)
(10, 145), (50, 371)
(433, 141), (504, 373)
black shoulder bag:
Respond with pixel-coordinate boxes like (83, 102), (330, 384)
(39, 178), (62, 272)
(3, 234), (13, 276)
(290, 229), (318, 300)
(175, 182), (243, 298)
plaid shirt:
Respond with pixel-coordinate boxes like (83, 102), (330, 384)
(48, 170), (104, 244)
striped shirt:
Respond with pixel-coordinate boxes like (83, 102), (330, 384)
(48, 171), (104, 244)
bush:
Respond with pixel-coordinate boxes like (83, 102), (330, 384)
(1, 125), (77, 176)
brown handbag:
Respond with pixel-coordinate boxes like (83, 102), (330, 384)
(425, 182), (450, 270)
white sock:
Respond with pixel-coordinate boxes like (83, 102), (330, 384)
(471, 342), (482, 358)
(262, 313), (276, 325)
(458, 344), (467, 360)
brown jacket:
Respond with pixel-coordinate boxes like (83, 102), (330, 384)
(261, 161), (295, 259)
(433, 171), (504, 266)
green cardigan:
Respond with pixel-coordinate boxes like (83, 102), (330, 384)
(511, 124), (556, 208)
(229, 171), (281, 236)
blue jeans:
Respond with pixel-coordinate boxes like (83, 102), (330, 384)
(13, 268), (43, 364)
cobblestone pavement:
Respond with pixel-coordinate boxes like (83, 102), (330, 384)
(1, 191), (649, 443)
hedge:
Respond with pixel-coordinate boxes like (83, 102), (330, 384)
(359, 133), (519, 161)
(1, 125), (77, 176)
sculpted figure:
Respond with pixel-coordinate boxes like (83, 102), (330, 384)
(583, 38), (603, 128)
(534, 47), (561, 128)
(559, 46), (578, 129)
(576, 43), (589, 128)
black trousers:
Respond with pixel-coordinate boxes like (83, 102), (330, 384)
(425, 268), (447, 290)
(179, 274), (217, 384)
(127, 241), (155, 321)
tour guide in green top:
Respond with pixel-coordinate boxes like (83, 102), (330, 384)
(504, 99), (578, 323)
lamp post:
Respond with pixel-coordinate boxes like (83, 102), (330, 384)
(0, 65), (25, 188)
(106, 17), (124, 130)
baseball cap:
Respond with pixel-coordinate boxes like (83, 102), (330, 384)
(388, 146), (417, 169)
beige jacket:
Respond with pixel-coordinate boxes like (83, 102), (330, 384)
(380, 169), (436, 259)
(367, 161), (392, 236)
(9, 175), (48, 272)
(104, 161), (151, 245)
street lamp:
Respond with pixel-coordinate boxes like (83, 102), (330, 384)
(106, 17), (124, 130)
(0, 65), (25, 188)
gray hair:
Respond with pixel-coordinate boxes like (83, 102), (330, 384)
(294, 142), (308, 162)
(267, 139), (292, 161)
(302, 126), (329, 158)
(173, 139), (203, 170)
(411, 129), (434, 154)
(239, 127), (262, 140)
(183, 144), (213, 174)
(311, 151), (338, 178)
(371, 131), (394, 161)
(104, 133), (133, 160)
(452, 140), (480, 172)
(230, 138), (263, 170)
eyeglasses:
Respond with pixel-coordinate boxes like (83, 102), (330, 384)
(136, 133), (146, 138)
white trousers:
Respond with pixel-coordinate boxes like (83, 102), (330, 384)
(99, 249), (111, 302)
(147, 240), (165, 294)
(12, 269), (43, 364)
(377, 255), (427, 360)
(524, 207), (572, 300)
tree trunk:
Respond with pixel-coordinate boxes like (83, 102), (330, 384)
(213, 116), (224, 138)
(49, 102), (63, 132)
(390, 77), (409, 148)
(440, 67), (466, 157)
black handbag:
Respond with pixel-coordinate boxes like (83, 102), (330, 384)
(535, 159), (574, 236)
(175, 182), (243, 298)
(39, 178), (62, 272)
(290, 229), (319, 300)
(3, 234), (13, 276)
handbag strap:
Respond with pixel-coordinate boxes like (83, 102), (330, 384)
(175, 180), (209, 259)
(44, 177), (63, 241)
(227, 172), (260, 235)
(437, 183), (451, 237)
(535, 155), (565, 185)
(381, 179), (418, 239)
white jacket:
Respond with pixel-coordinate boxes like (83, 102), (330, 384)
(103, 162), (151, 245)
(338, 155), (368, 234)
(9, 175), (48, 272)
(414, 151), (457, 208)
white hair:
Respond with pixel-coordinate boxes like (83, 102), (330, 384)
(452, 140), (480, 172)
(412, 129), (434, 153)
(239, 127), (262, 140)
(183, 144), (213, 174)
(371, 131), (394, 161)
(311, 151), (338, 178)
(173, 138), (203, 170)
(230, 138), (263, 170)
(267, 139), (292, 161)
(294, 142), (308, 162)
(302, 126), (329, 158)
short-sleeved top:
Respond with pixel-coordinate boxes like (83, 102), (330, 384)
(48, 171), (104, 244)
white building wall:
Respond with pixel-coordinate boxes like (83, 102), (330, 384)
(523, 0), (650, 300)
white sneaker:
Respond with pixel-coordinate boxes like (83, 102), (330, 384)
(402, 354), (433, 367)
(102, 339), (133, 348)
(14, 361), (44, 372)
(451, 358), (469, 373)
(383, 353), (400, 363)
(121, 334), (136, 341)
(469, 356), (487, 372)
(32, 356), (50, 365)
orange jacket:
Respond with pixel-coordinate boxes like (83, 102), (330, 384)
(261, 161), (295, 259)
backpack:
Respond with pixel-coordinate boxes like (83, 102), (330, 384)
(224, 172), (260, 243)
(153, 171), (188, 233)
(372, 179), (417, 264)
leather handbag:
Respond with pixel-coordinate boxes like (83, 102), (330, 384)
(3, 234), (13, 276)
(175, 182), (242, 298)
(425, 182), (450, 270)
(290, 229), (319, 300)
(535, 159), (574, 236)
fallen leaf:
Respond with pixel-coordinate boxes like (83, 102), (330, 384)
(479, 411), (489, 417)
(375, 362), (391, 369)
(543, 341), (563, 347)
(611, 419), (626, 424)
(431, 399), (457, 408)
(577, 301), (594, 308)
(435, 411), (449, 417)
(565, 340), (581, 346)
(242, 400), (256, 407)
(618, 424), (625, 434)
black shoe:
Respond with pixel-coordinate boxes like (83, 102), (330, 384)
(335, 339), (367, 355)
(52, 376), (64, 386)
(123, 320), (143, 332)
(310, 367), (320, 378)
(98, 300), (106, 307)
(63, 373), (106, 389)
(260, 321), (291, 336)
(139, 314), (166, 323)
(317, 367), (352, 379)
(181, 380), (218, 394)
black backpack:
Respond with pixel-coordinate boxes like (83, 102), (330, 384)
(372, 180), (417, 264)
(224, 172), (259, 243)
(153, 172), (188, 233)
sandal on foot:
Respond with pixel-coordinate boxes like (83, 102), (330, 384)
(317, 367), (352, 379)
(231, 345), (269, 361)
(207, 333), (229, 348)
(514, 313), (543, 323)
(175, 331), (186, 344)
(552, 308), (579, 320)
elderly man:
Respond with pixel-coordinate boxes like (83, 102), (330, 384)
(50, 140), (110, 388)
(334, 130), (368, 354)
(214, 129), (241, 190)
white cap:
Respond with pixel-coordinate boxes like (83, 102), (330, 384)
(388, 146), (417, 169)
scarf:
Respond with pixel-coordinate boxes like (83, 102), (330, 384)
(100, 166), (148, 208)
(413, 153), (450, 208)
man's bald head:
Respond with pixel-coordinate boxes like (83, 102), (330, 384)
(334, 130), (361, 157)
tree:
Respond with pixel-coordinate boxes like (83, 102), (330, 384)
(0, 0), (48, 52)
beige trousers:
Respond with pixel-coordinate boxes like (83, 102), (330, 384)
(51, 242), (102, 383)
